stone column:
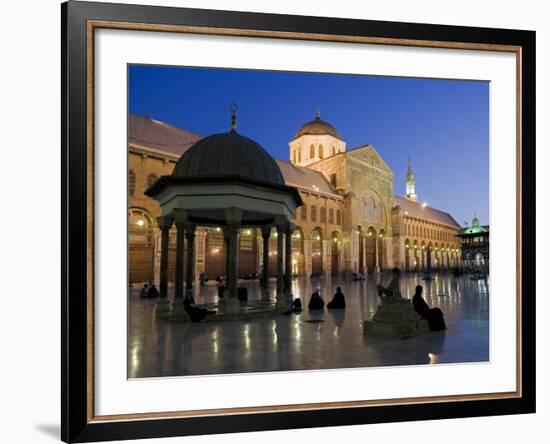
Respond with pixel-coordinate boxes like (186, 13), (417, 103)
(303, 239), (312, 277)
(195, 228), (206, 278)
(261, 226), (271, 289)
(156, 216), (173, 317)
(284, 223), (294, 295)
(323, 239), (331, 276)
(374, 234), (380, 273)
(174, 221), (185, 300)
(170, 209), (189, 321)
(362, 235), (367, 274)
(225, 208), (242, 314)
(275, 222), (285, 299)
(185, 224), (196, 295)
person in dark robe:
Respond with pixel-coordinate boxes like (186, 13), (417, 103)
(147, 284), (159, 298)
(327, 287), (346, 309)
(412, 285), (446, 331)
(217, 285), (225, 300)
(308, 290), (325, 310)
(237, 286), (248, 302)
(184, 294), (215, 323)
(284, 297), (303, 315)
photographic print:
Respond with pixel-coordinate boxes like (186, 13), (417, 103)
(62, 2), (535, 441)
(127, 66), (490, 378)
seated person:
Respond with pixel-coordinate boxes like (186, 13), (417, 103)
(284, 297), (303, 315)
(237, 286), (248, 302)
(147, 284), (159, 299)
(184, 294), (215, 323)
(376, 268), (404, 302)
(412, 285), (446, 331)
(308, 290), (325, 310)
(327, 287), (346, 309)
(139, 284), (148, 299)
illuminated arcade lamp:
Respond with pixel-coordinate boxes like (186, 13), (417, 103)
(136, 219), (145, 227)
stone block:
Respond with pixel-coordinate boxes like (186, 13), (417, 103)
(363, 299), (429, 339)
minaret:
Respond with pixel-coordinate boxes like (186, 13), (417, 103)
(405, 159), (418, 202)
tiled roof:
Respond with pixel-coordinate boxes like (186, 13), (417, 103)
(393, 196), (461, 228)
(128, 114), (202, 155)
(128, 114), (338, 197)
(275, 159), (340, 197)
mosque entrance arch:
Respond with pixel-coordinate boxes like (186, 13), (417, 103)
(291, 227), (305, 276)
(331, 231), (341, 276)
(365, 227), (377, 273)
(204, 227), (225, 279)
(128, 208), (155, 284)
(311, 228), (323, 276)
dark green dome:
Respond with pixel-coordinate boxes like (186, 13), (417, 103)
(172, 131), (285, 186)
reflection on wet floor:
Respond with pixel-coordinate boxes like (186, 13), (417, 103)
(128, 273), (489, 378)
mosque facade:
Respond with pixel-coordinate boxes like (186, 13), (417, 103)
(128, 112), (463, 285)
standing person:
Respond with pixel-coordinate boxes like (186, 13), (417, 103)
(412, 285), (446, 331)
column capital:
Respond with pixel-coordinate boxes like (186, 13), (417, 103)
(185, 223), (196, 240)
(225, 207), (243, 224)
(173, 208), (190, 228)
(156, 215), (174, 231)
(261, 225), (272, 239)
(274, 214), (288, 229)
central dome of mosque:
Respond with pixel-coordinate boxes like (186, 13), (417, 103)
(295, 109), (342, 139)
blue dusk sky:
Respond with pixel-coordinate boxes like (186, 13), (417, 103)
(129, 65), (489, 227)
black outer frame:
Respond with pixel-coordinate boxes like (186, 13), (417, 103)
(61, 0), (536, 442)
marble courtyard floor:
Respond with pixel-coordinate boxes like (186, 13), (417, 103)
(128, 273), (489, 378)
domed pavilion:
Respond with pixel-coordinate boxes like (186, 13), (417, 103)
(145, 110), (303, 319)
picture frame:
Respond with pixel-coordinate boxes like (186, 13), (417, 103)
(61, 1), (536, 442)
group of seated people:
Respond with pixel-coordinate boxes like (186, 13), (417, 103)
(308, 287), (346, 310)
(139, 283), (159, 299)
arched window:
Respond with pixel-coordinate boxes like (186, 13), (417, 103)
(293, 150), (297, 163)
(330, 173), (337, 187)
(336, 209), (342, 225)
(311, 205), (317, 222)
(375, 204), (383, 223)
(320, 207), (326, 223)
(129, 170), (136, 197)
(147, 173), (158, 187)
(309, 144), (315, 159)
(329, 208), (334, 224)
(359, 199), (367, 221)
(318, 144), (324, 159)
(301, 204), (307, 221)
(332, 145), (337, 155)
(366, 198), (375, 220)
(129, 208), (154, 246)
(297, 147), (302, 163)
